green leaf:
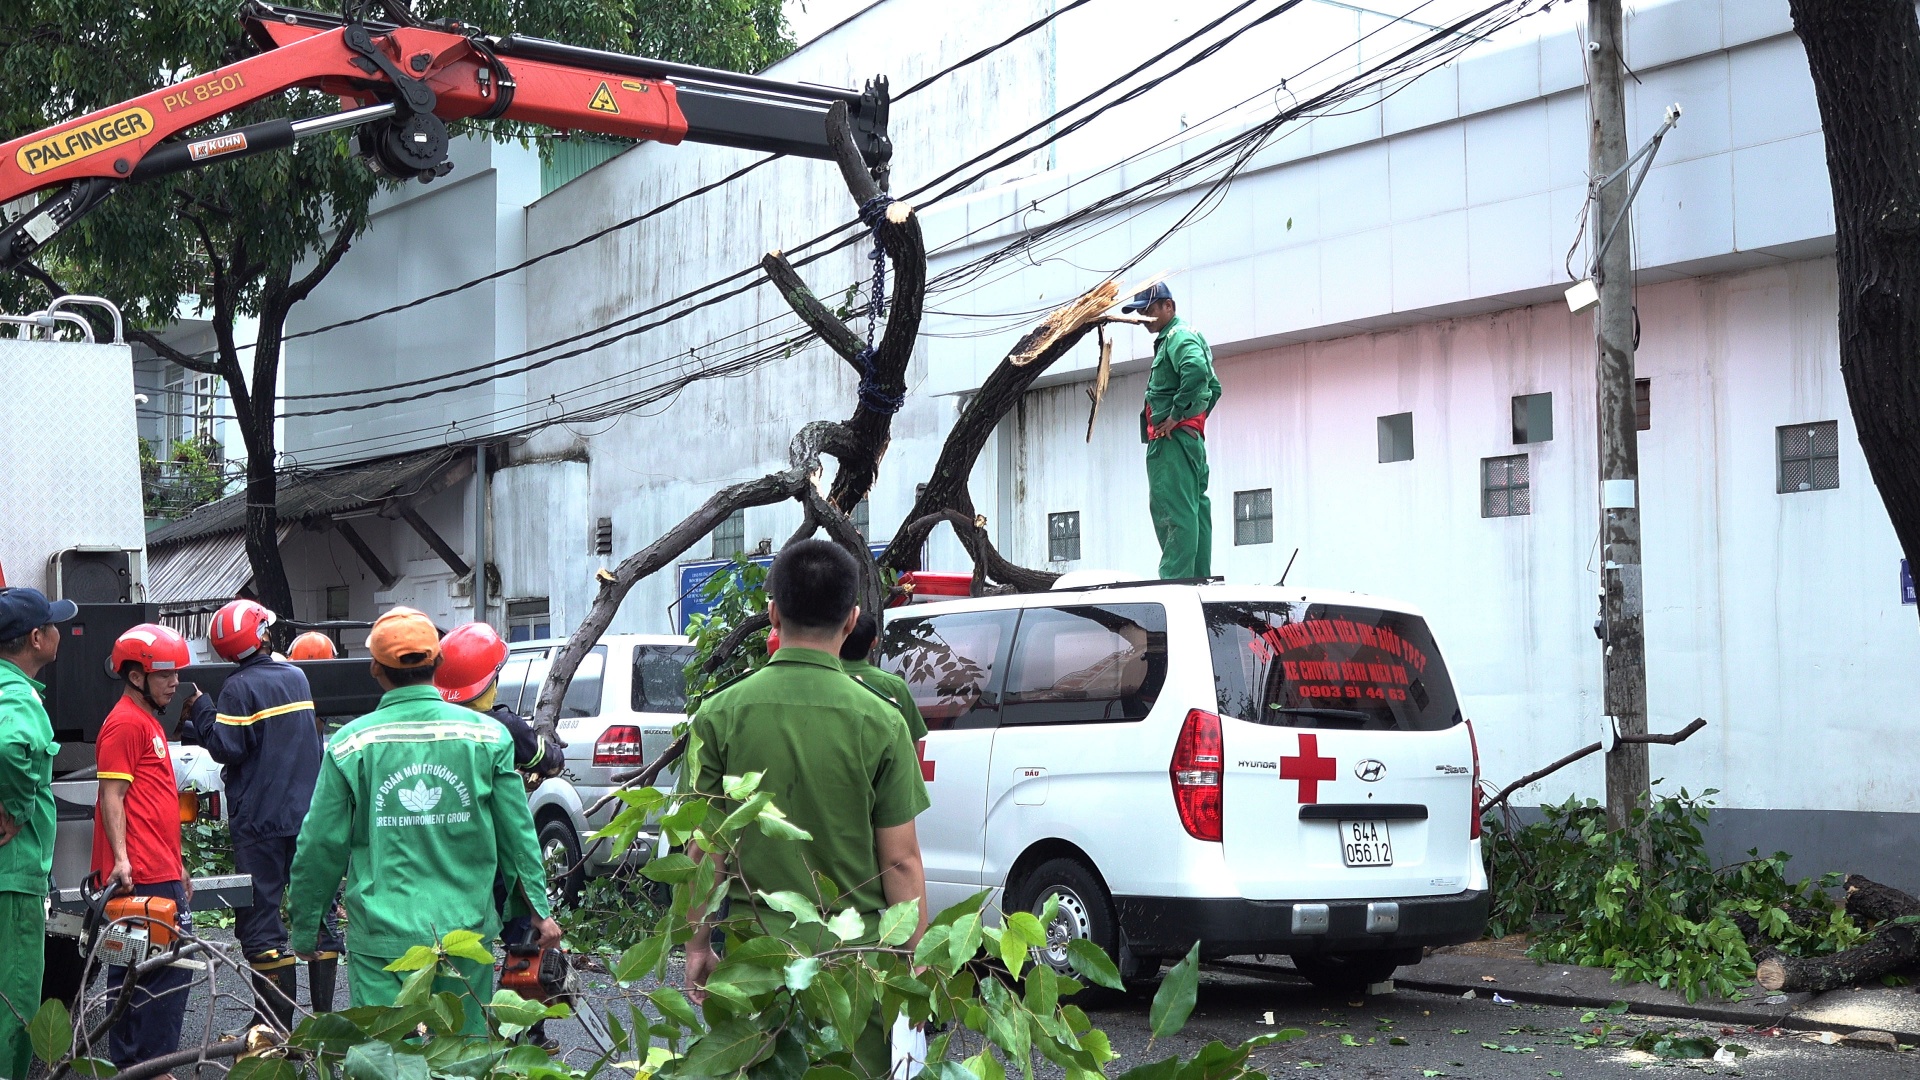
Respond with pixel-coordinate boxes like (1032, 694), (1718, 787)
(1149, 943), (1201, 1038)
(393, 963), (438, 1008)
(27, 999), (71, 1064)
(683, 1017), (772, 1075)
(827, 907), (867, 942)
(649, 986), (704, 1034)
(641, 853), (701, 884)
(343, 1042), (431, 1080)
(913, 923), (953, 967)
(1024, 964), (1060, 1015)
(784, 956), (823, 991)
(998, 924), (1029, 977)
(1006, 911), (1048, 949)
(427, 990), (467, 1036)
(287, 1010), (370, 1054)
(1114, 1057), (1180, 1080)
(803, 1068), (859, 1080)
(490, 988), (551, 1033)
(758, 890), (825, 926)
(724, 772), (765, 799)
(384, 945), (440, 972)
(946, 912), (984, 971)
(500, 1045), (555, 1073)
(1245, 1029), (1307, 1048)
(440, 928), (495, 964)
(878, 900), (921, 946)
(228, 1062), (298, 1080)
(1065, 939), (1123, 990)
(931, 890), (992, 928)
(720, 790), (775, 834)
(614, 933), (668, 982)
(69, 1057), (116, 1078)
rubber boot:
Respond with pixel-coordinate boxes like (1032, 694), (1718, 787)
(308, 953), (339, 1014)
(248, 956), (299, 1032)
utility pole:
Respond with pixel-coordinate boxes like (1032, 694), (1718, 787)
(1588, 0), (1651, 854)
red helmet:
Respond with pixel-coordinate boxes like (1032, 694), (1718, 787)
(434, 622), (508, 704)
(111, 624), (191, 676)
(210, 599), (276, 661)
(288, 632), (337, 661)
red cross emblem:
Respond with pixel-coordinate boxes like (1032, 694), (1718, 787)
(1279, 733), (1336, 803)
(915, 739), (935, 782)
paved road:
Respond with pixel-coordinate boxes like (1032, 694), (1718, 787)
(138, 932), (1912, 1079)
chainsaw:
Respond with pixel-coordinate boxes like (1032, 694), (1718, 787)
(498, 946), (618, 1054)
(77, 871), (180, 967)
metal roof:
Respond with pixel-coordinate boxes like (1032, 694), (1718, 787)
(146, 524), (292, 613)
(147, 448), (469, 549)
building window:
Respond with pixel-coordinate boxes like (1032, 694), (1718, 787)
(325, 586), (349, 622)
(851, 498), (870, 540)
(1233, 489), (1273, 546)
(1778, 421), (1839, 493)
(711, 509), (745, 559)
(1512, 392), (1553, 444)
(1048, 512), (1081, 562)
(1378, 412), (1414, 463)
(1635, 378), (1651, 431)
(507, 598), (552, 643)
(1482, 454), (1531, 517)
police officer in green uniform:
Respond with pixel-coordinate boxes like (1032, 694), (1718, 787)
(1126, 282), (1223, 580)
(838, 612), (925, 741)
(287, 607), (559, 1035)
(0, 589), (74, 1079)
(684, 540), (930, 1069)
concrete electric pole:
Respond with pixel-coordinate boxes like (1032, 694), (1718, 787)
(1587, 0), (1651, 848)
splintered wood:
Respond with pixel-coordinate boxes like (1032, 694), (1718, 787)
(1085, 324), (1113, 442)
(1007, 279), (1123, 367)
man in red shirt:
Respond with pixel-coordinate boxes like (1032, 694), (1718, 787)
(93, 624), (211, 1068)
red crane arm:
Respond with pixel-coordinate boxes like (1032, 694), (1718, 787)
(0, 3), (889, 275)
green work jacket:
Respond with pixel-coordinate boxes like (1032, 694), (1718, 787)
(1141, 315), (1222, 441)
(691, 648), (930, 922)
(286, 685), (551, 957)
(0, 659), (56, 896)
(841, 658), (927, 741)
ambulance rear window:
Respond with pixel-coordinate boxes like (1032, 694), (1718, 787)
(1204, 602), (1461, 732)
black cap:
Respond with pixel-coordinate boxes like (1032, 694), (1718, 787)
(1122, 282), (1173, 313)
(0, 587), (77, 641)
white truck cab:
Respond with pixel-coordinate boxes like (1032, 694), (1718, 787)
(880, 579), (1488, 992)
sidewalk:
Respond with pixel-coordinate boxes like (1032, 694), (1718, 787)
(1390, 948), (1920, 1044)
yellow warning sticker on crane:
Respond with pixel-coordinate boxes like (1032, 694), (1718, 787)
(588, 82), (620, 114)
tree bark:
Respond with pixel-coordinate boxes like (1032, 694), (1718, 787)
(1790, 0), (1920, 622)
(1845, 874), (1920, 924)
(1754, 925), (1919, 994)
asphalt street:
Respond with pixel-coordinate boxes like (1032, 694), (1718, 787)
(128, 930), (1914, 1079)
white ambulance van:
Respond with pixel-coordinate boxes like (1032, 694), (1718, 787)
(880, 581), (1488, 992)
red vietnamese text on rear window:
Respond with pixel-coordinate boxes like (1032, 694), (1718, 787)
(1246, 617), (1431, 702)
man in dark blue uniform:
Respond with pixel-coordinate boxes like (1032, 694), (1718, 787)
(196, 599), (342, 1027)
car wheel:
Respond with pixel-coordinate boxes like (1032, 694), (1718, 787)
(538, 816), (585, 909)
(1012, 858), (1129, 1001)
(1289, 952), (1407, 994)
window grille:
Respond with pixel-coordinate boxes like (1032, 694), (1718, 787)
(1048, 512), (1081, 562)
(1233, 489), (1273, 546)
(1482, 454), (1531, 517)
(1778, 422), (1839, 493)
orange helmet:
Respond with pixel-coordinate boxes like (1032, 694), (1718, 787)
(288, 632), (337, 661)
(111, 624), (191, 675)
(210, 599), (275, 661)
(434, 622), (508, 704)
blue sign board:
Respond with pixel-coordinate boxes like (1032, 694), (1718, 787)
(1904, 559), (1915, 606)
(675, 543), (891, 631)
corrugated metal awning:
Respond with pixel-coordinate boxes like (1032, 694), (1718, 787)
(147, 525), (292, 614)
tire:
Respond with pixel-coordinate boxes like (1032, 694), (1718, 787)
(1289, 951), (1408, 994)
(538, 816), (585, 909)
(1010, 858), (1133, 1002)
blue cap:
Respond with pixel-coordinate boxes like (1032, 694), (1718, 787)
(1122, 282), (1173, 313)
(0, 588), (78, 641)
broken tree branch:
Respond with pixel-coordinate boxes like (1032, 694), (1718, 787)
(1484, 718), (1707, 810)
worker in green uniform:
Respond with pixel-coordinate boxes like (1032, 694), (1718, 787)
(287, 607), (559, 1035)
(1125, 282), (1223, 580)
(0, 589), (74, 1079)
(838, 612), (925, 741)
(685, 540), (930, 1070)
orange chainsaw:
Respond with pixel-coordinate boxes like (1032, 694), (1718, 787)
(498, 946), (617, 1054)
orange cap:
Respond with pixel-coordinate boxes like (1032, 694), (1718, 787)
(368, 606), (440, 668)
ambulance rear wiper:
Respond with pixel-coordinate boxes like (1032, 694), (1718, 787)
(1264, 706), (1375, 729)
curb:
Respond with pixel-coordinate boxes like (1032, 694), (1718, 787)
(1389, 973), (1798, 1031)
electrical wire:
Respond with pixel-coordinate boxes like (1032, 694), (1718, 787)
(279, 0), (1554, 468)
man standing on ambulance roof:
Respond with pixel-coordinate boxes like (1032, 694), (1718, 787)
(194, 599), (342, 1027)
(95, 624), (206, 1069)
(0, 588), (74, 1080)
(1125, 282), (1222, 580)
(286, 608), (559, 1034)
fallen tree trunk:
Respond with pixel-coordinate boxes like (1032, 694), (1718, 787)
(1846, 874), (1920, 923)
(1755, 923), (1919, 994)
(1730, 908), (1832, 963)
